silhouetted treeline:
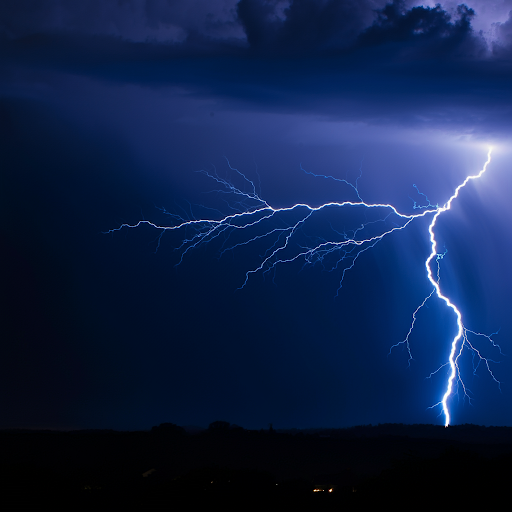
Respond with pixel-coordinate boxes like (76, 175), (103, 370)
(282, 422), (512, 444)
(1, 422), (511, 508)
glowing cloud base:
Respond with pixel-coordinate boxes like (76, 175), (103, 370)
(107, 149), (499, 426)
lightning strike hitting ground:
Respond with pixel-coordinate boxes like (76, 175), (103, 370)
(106, 149), (499, 426)
(424, 148), (498, 426)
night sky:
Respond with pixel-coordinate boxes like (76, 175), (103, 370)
(2, 0), (512, 431)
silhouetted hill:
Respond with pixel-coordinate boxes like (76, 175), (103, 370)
(281, 422), (512, 444)
(1, 423), (511, 508)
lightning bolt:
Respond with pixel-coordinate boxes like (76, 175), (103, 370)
(424, 148), (497, 426)
(106, 148), (500, 426)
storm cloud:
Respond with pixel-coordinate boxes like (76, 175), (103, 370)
(2, 1), (512, 136)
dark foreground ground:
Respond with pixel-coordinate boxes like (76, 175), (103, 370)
(2, 422), (511, 509)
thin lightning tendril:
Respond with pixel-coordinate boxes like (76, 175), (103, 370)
(106, 148), (500, 426)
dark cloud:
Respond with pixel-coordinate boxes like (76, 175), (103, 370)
(0, 0), (489, 58)
(236, 0), (282, 49)
(358, 2), (487, 59)
(235, 0), (486, 59)
(237, 0), (379, 53)
(1, 1), (512, 135)
(0, 1), (491, 76)
(0, 0), (241, 41)
(491, 10), (512, 55)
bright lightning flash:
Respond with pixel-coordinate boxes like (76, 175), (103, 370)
(424, 148), (499, 426)
(106, 149), (500, 426)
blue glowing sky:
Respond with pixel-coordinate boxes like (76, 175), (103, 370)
(2, 0), (512, 430)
